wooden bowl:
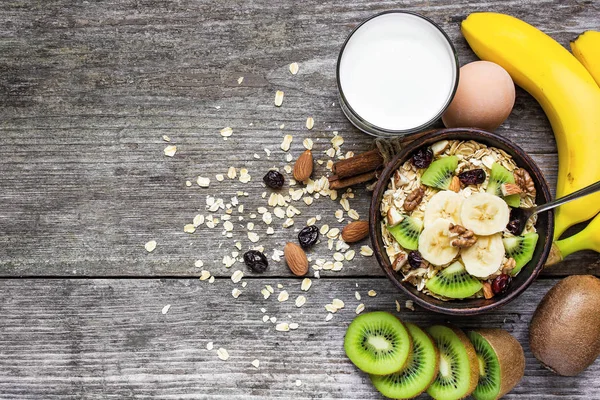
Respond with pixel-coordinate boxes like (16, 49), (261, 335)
(369, 128), (554, 315)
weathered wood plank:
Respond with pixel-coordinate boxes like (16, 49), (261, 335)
(0, 277), (599, 399)
(0, 0), (598, 277)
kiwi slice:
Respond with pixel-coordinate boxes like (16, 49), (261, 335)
(421, 156), (459, 190)
(467, 329), (525, 400)
(344, 311), (413, 375)
(370, 323), (439, 399)
(426, 325), (479, 400)
(387, 215), (423, 251)
(425, 261), (483, 299)
(503, 232), (539, 276)
(486, 162), (520, 207)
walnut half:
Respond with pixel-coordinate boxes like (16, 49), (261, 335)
(449, 223), (477, 248)
(514, 168), (536, 196)
(403, 186), (425, 211)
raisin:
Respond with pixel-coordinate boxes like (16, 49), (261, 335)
(506, 208), (527, 236)
(408, 250), (423, 269)
(243, 250), (269, 273)
(298, 225), (319, 248)
(263, 170), (284, 189)
(491, 274), (511, 294)
(458, 169), (486, 185)
(411, 148), (433, 169)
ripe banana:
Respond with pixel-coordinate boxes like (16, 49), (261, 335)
(571, 31), (600, 87)
(418, 218), (459, 266)
(461, 233), (504, 278)
(460, 193), (509, 236)
(462, 13), (600, 240)
(546, 212), (600, 266)
(423, 190), (463, 227)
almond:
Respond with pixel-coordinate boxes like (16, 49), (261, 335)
(293, 150), (313, 182)
(341, 220), (369, 243)
(449, 175), (461, 193)
(501, 182), (523, 196)
(284, 242), (308, 276)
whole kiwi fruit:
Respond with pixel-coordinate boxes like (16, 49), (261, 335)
(529, 275), (600, 376)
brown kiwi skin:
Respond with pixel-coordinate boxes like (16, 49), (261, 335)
(446, 324), (479, 399)
(471, 328), (525, 399)
(529, 275), (600, 376)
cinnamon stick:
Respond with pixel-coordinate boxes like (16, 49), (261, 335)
(329, 171), (377, 190)
(332, 149), (383, 179)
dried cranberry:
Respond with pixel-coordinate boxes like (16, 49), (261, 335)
(458, 169), (486, 185)
(491, 274), (511, 294)
(411, 148), (433, 169)
(263, 170), (284, 189)
(506, 208), (527, 236)
(298, 225), (319, 248)
(408, 251), (423, 269)
(243, 250), (269, 273)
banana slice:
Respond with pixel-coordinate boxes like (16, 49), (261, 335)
(423, 190), (463, 227)
(418, 218), (459, 266)
(460, 192), (509, 235)
(461, 233), (505, 278)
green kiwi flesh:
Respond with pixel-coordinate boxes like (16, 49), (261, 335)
(468, 331), (501, 400)
(487, 162), (520, 207)
(370, 323), (439, 399)
(425, 261), (483, 299)
(426, 325), (478, 400)
(387, 215), (423, 251)
(344, 311), (412, 375)
(503, 232), (539, 276)
(421, 156), (459, 190)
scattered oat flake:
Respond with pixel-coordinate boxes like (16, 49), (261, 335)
(368, 290), (377, 297)
(355, 291), (361, 301)
(281, 135), (293, 151)
(305, 117), (314, 130)
(261, 288), (271, 299)
(220, 127), (233, 137)
(276, 323), (290, 332)
(345, 250), (355, 261)
(217, 348), (229, 361)
(325, 313), (333, 321)
(262, 315), (269, 322)
(406, 300), (415, 311)
(325, 304), (338, 313)
(209, 276), (215, 283)
(295, 379), (302, 387)
(227, 167), (237, 179)
(145, 240), (157, 252)
(195, 260), (204, 268)
(332, 299), (345, 309)
(184, 224), (196, 234)
(161, 304), (171, 314)
(162, 135), (171, 142)
(252, 359), (260, 369)
(223, 220), (234, 232)
(199, 270), (211, 280)
(348, 209), (360, 220)
(396, 300), (401, 312)
(289, 62), (299, 75)
(278, 290), (289, 302)
(301, 278), (312, 291)
(206, 342), (214, 350)
(231, 270), (244, 283)
(327, 228), (340, 239)
(356, 304), (365, 314)
(270, 316), (277, 323)
(197, 176), (210, 188)
(216, 174), (224, 181)
(237, 76), (244, 84)
(360, 245), (374, 256)
(295, 295), (306, 308)
(290, 323), (299, 330)
(193, 214), (205, 227)
(248, 232), (260, 243)
(232, 288), (242, 298)
(185, 180), (192, 187)
(164, 145), (177, 157)
(274, 90), (284, 107)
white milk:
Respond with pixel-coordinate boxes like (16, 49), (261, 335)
(338, 12), (457, 132)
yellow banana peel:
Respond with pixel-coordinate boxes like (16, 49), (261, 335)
(546, 212), (600, 265)
(462, 13), (600, 240)
(571, 31), (600, 87)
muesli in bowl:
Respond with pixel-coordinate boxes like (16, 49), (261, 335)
(380, 139), (539, 300)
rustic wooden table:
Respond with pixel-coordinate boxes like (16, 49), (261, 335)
(1, 0), (599, 398)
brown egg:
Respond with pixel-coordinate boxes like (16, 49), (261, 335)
(442, 61), (515, 131)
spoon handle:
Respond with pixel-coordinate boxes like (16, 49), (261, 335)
(534, 180), (600, 214)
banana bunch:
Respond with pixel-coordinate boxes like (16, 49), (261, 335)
(461, 13), (600, 241)
(571, 31), (600, 86)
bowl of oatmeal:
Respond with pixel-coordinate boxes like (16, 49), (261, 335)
(369, 128), (553, 315)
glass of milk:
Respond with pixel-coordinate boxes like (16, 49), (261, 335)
(337, 11), (459, 137)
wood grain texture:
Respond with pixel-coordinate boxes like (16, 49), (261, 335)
(1, 277), (599, 399)
(1, 0), (599, 277)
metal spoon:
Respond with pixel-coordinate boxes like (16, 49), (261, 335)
(512, 180), (600, 234)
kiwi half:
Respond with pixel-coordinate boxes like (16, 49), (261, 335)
(344, 311), (413, 375)
(425, 261), (483, 299)
(426, 325), (479, 400)
(467, 329), (525, 400)
(421, 156), (459, 190)
(370, 323), (439, 399)
(486, 162), (520, 207)
(503, 232), (539, 276)
(387, 215), (423, 251)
